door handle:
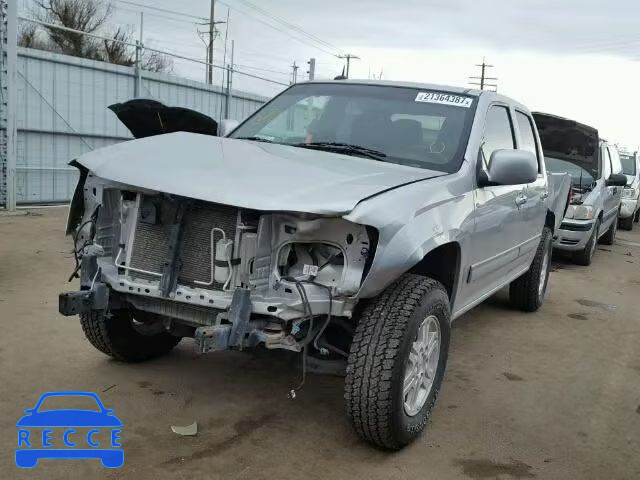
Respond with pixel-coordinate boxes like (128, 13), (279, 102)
(515, 195), (527, 206)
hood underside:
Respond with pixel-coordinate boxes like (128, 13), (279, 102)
(74, 132), (445, 215)
(533, 112), (599, 166)
(109, 99), (218, 138)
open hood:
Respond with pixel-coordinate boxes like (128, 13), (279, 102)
(533, 112), (599, 166)
(108, 99), (218, 139)
(74, 132), (445, 215)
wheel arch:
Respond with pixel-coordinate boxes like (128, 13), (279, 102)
(545, 209), (556, 233)
(408, 241), (462, 308)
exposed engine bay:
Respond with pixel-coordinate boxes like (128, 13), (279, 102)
(63, 169), (375, 360)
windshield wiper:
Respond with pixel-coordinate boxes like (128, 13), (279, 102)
(235, 136), (275, 143)
(293, 142), (387, 161)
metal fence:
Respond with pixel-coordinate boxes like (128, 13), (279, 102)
(13, 48), (267, 205)
(0, 1), (275, 208)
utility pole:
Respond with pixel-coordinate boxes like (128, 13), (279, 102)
(306, 57), (315, 80)
(207, 0), (215, 84)
(290, 61), (299, 84)
(224, 40), (234, 119)
(199, 0), (225, 84)
(134, 11), (143, 97)
(469, 57), (498, 91)
(338, 53), (360, 78)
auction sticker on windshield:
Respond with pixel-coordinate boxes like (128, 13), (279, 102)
(415, 91), (473, 108)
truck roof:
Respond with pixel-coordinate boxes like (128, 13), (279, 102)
(298, 79), (527, 111)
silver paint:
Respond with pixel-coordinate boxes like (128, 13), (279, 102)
(68, 81), (566, 330)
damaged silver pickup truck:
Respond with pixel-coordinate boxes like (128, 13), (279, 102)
(60, 80), (569, 450)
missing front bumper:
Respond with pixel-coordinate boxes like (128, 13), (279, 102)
(58, 283), (109, 316)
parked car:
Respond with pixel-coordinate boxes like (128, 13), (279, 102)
(533, 113), (627, 265)
(60, 81), (569, 450)
(618, 151), (640, 230)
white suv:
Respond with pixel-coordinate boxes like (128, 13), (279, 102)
(619, 151), (640, 230)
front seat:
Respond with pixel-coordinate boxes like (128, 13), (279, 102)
(391, 119), (423, 149)
(349, 113), (394, 151)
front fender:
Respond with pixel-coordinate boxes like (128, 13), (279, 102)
(65, 161), (89, 236)
(347, 190), (475, 299)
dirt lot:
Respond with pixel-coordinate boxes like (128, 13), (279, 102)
(1, 207), (639, 480)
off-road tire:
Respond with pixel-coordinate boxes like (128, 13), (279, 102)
(80, 310), (181, 362)
(619, 215), (634, 231)
(344, 274), (451, 450)
(572, 218), (600, 266)
(510, 227), (552, 312)
(600, 216), (617, 245)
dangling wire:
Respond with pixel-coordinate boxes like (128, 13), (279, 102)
(284, 276), (337, 398)
(288, 279), (314, 399)
(68, 205), (101, 282)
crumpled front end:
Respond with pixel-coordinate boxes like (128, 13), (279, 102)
(60, 169), (375, 354)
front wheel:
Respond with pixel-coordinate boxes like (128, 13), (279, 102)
(510, 226), (552, 312)
(344, 274), (451, 450)
(80, 309), (181, 362)
(572, 219), (600, 266)
(600, 216), (617, 245)
(619, 215), (634, 231)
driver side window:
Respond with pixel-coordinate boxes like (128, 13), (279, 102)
(481, 106), (516, 168)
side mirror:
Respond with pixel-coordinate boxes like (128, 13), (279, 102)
(606, 173), (627, 187)
(218, 119), (239, 137)
(479, 149), (538, 187)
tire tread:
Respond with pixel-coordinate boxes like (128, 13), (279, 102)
(344, 274), (448, 449)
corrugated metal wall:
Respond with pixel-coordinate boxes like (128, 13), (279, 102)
(15, 47), (268, 204)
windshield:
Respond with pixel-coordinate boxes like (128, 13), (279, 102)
(620, 154), (636, 175)
(546, 156), (596, 188)
(231, 83), (476, 172)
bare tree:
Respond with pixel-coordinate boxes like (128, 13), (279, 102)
(101, 26), (134, 66)
(34, 0), (111, 57)
(142, 50), (174, 74)
(20, 0), (173, 73)
(18, 23), (48, 50)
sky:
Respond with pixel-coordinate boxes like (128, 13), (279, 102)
(22, 0), (640, 148)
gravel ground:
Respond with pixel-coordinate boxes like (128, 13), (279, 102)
(1, 207), (639, 480)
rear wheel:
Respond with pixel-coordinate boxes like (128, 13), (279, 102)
(80, 309), (181, 362)
(600, 216), (618, 245)
(634, 209), (640, 223)
(619, 215), (634, 231)
(510, 227), (552, 312)
(344, 274), (451, 450)
(572, 219), (600, 266)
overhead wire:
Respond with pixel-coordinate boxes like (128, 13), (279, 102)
(114, 0), (208, 21)
(225, 0), (342, 54)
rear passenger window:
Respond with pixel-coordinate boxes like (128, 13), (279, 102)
(481, 106), (515, 167)
(515, 111), (540, 172)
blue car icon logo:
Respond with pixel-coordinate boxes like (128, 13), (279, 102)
(16, 391), (123, 468)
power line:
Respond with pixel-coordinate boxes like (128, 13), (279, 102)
(215, 1), (341, 56)
(112, 4), (199, 25)
(225, 0), (341, 53)
(233, 63), (290, 76)
(18, 15), (290, 87)
(116, 0), (343, 58)
(114, 0), (208, 21)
